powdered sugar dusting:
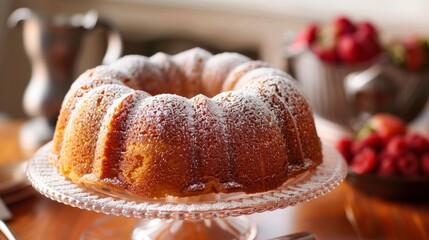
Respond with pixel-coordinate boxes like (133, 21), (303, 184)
(58, 84), (133, 181)
(186, 182), (206, 192)
(221, 182), (243, 189)
(70, 66), (129, 92)
(172, 48), (212, 97)
(233, 67), (291, 90)
(202, 52), (250, 97)
(110, 55), (167, 95)
(149, 52), (186, 96)
(221, 60), (271, 92)
(54, 47), (322, 198)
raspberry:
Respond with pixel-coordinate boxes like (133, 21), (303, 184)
(351, 148), (378, 174)
(386, 136), (409, 157)
(377, 156), (397, 177)
(397, 153), (419, 177)
(421, 154), (429, 176)
(335, 138), (353, 162)
(362, 133), (384, 152)
(367, 114), (406, 142)
(405, 44), (425, 71)
(378, 149), (390, 159)
(405, 133), (429, 156)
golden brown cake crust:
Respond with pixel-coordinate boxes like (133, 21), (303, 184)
(51, 48), (322, 199)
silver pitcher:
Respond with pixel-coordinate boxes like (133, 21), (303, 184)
(8, 8), (123, 153)
(285, 48), (372, 129)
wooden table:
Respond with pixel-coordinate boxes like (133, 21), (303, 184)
(1, 120), (428, 240)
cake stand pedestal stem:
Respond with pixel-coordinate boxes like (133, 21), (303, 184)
(132, 216), (257, 240)
(80, 215), (256, 240)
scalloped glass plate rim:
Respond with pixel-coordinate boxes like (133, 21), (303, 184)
(27, 141), (347, 219)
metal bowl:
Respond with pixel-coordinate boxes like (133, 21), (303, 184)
(285, 49), (429, 130)
(346, 170), (429, 202)
(345, 65), (429, 128)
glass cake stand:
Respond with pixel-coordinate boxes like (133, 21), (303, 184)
(27, 142), (347, 240)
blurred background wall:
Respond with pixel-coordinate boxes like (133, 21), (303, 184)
(1, 0), (429, 118)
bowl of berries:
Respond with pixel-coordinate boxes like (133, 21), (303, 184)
(286, 17), (429, 131)
(336, 113), (429, 201)
(285, 16), (383, 127)
(384, 36), (429, 121)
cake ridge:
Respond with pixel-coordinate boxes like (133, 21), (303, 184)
(109, 55), (166, 95)
(93, 90), (151, 181)
(172, 48), (212, 97)
(189, 94), (231, 193)
(149, 52), (185, 96)
(237, 88), (291, 175)
(222, 60), (271, 92)
(57, 84), (133, 181)
(52, 67), (129, 156)
(183, 96), (199, 193)
(264, 76), (321, 169)
(202, 52), (250, 97)
(247, 76), (307, 167)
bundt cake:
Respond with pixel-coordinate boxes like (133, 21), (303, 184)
(50, 47), (322, 198)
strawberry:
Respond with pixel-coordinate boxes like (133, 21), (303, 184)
(311, 44), (339, 64)
(333, 16), (356, 38)
(337, 34), (363, 64)
(302, 16), (381, 66)
(404, 35), (422, 48)
(357, 21), (377, 38)
(357, 113), (406, 142)
(356, 30), (381, 61)
(292, 24), (318, 50)
(388, 36), (429, 71)
(405, 44), (425, 71)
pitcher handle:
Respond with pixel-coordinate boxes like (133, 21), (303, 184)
(96, 17), (123, 65)
(82, 10), (123, 65)
(7, 8), (36, 28)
